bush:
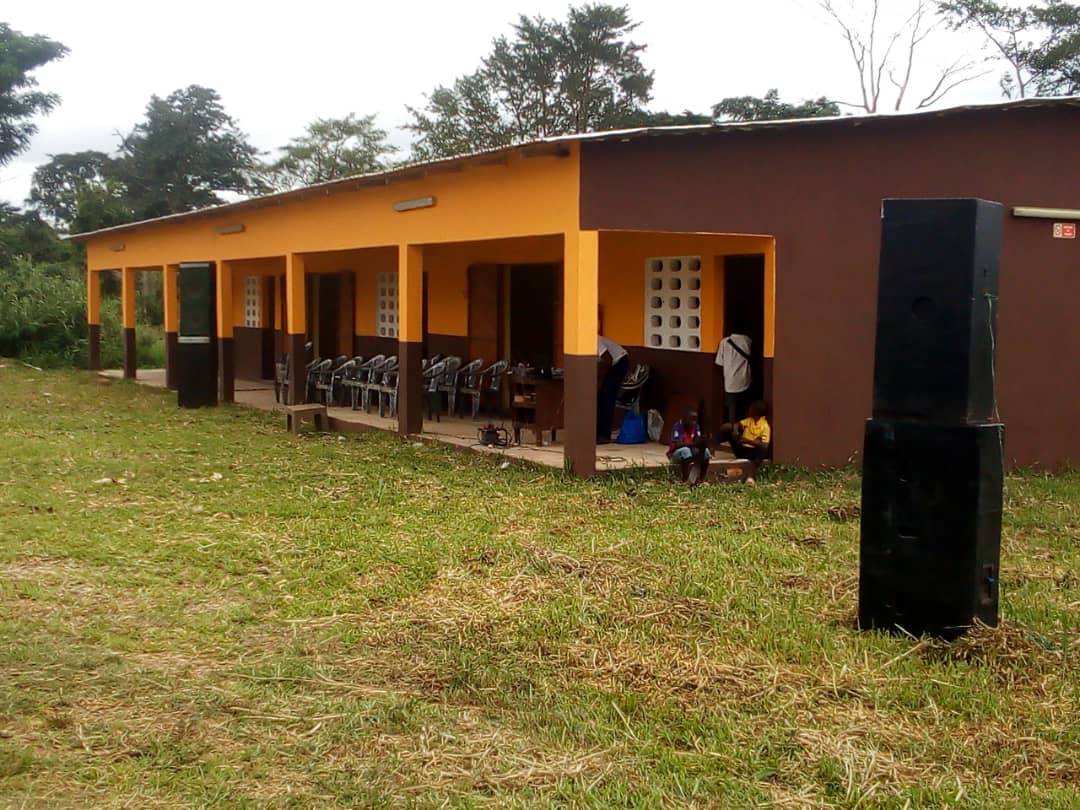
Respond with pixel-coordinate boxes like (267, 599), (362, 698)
(0, 258), (164, 369)
(0, 258), (87, 367)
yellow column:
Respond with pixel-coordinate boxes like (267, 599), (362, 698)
(87, 267), (102, 370)
(562, 230), (600, 477)
(216, 261), (235, 402)
(163, 264), (179, 388)
(764, 239), (776, 358)
(564, 230), (600, 354)
(285, 254), (307, 404)
(121, 267), (137, 330)
(285, 254), (306, 336)
(397, 244), (424, 435)
(163, 264), (179, 333)
(121, 267), (137, 378)
(398, 244), (423, 343)
(216, 260), (234, 340)
(87, 267), (101, 326)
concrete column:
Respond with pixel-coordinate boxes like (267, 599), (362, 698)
(216, 260), (235, 403)
(562, 230), (600, 477)
(397, 244), (424, 436)
(285, 254), (307, 404)
(87, 267), (101, 371)
(163, 264), (179, 389)
(121, 267), (136, 379)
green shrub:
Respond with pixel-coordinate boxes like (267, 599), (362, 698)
(0, 258), (164, 369)
(0, 258), (87, 367)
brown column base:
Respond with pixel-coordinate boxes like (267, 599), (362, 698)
(123, 327), (136, 379)
(563, 353), (598, 477)
(287, 333), (306, 405)
(398, 340), (423, 436)
(165, 331), (178, 389)
(88, 323), (101, 371)
(219, 337), (235, 403)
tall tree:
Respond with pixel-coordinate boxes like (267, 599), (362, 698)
(712, 89), (842, 121)
(820, 0), (989, 111)
(115, 85), (265, 219)
(29, 150), (130, 232)
(407, 3), (654, 160)
(265, 113), (397, 191)
(0, 23), (67, 168)
(938, 0), (1080, 97)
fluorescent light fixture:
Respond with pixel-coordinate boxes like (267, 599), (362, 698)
(393, 196), (436, 212)
(215, 223), (246, 235)
(1012, 207), (1080, 220)
(110, 243), (125, 252)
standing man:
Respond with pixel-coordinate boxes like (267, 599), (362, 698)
(597, 335), (629, 443)
(715, 333), (752, 423)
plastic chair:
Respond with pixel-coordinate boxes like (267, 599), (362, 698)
(344, 354), (384, 409)
(377, 366), (400, 417)
(314, 355), (349, 404)
(362, 356), (398, 412)
(274, 352), (289, 404)
(305, 358), (331, 403)
(422, 359), (449, 421)
(615, 363), (650, 418)
(460, 359), (507, 420)
(434, 356), (463, 417)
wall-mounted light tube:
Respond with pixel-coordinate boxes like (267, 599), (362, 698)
(215, 223), (246, 235)
(392, 196), (436, 212)
(1012, 207), (1080, 220)
(110, 243), (125, 252)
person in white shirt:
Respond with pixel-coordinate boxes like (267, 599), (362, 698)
(715, 333), (751, 423)
(597, 336), (629, 442)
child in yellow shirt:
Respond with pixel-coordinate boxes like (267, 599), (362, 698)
(716, 400), (771, 483)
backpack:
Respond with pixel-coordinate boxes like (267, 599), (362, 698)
(616, 410), (647, 444)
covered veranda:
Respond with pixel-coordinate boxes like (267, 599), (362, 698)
(90, 226), (774, 477)
(77, 141), (775, 477)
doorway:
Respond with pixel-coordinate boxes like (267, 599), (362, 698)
(305, 273), (354, 359)
(723, 254), (765, 405)
(509, 264), (558, 369)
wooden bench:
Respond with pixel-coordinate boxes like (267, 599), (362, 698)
(286, 403), (328, 434)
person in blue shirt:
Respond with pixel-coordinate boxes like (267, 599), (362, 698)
(667, 409), (710, 485)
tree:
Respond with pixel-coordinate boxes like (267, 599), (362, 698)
(0, 23), (67, 168)
(820, 0), (989, 111)
(265, 114), (397, 191)
(712, 89), (842, 121)
(29, 150), (130, 232)
(938, 0), (1080, 97)
(628, 109), (714, 126)
(0, 202), (71, 265)
(114, 85), (265, 219)
(407, 3), (654, 159)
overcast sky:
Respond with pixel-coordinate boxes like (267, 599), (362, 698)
(2, 0), (1003, 205)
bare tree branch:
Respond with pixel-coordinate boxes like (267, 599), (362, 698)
(820, 0), (986, 113)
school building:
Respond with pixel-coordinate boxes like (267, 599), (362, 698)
(72, 97), (1080, 475)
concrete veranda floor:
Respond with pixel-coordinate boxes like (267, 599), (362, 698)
(100, 369), (741, 474)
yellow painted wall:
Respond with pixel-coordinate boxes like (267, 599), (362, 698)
(422, 236), (564, 337)
(597, 231), (775, 357)
(85, 150), (581, 273)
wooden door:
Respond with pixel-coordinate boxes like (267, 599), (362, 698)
(468, 264), (503, 362)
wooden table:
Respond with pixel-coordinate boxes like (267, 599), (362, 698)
(510, 374), (564, 446)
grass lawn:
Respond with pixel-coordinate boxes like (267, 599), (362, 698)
(0, 366), (1076, 808)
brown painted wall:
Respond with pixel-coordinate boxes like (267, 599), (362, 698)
(580, 106), (1080, 469)
(234, 327), (269, 381)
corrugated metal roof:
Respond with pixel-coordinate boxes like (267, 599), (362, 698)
(66, 96), (1080, 242)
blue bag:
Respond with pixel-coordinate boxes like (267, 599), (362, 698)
(616, 410), (647, 444)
